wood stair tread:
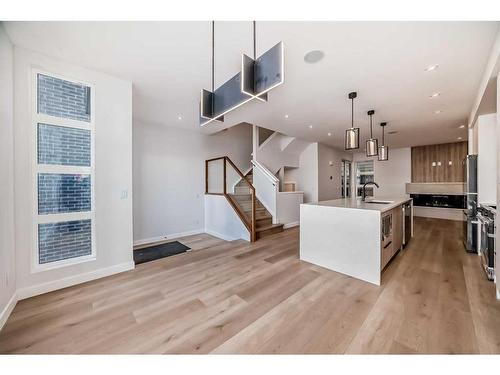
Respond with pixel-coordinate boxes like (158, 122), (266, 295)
(256, 223), (284, 232)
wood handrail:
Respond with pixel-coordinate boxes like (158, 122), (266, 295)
(224, 157), (255, 191)
(205, 156), (256, 242)
(205, 156), (226, 163)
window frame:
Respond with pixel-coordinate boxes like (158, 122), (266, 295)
(31, 69), (96, 273)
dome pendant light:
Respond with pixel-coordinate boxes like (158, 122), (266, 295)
(378, 122), (389, 161)
(365, 109), (378, 157)
(344, 92), (360, 150)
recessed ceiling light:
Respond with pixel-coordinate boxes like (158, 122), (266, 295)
(308, 125), (313, 129)
(177, 115), (183, 120)
(459, 125), (465, 129)
(434, 110), (442, 114)
(327, 132), (332, 137)
(425, 64), (439, 72)
(304, 50), (325, 64)
(458, 137), (463, 140)
(284, 114), (289, 119)
(429, 92), (441, 98)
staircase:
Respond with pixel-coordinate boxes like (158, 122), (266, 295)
(232, 171), (284, 240)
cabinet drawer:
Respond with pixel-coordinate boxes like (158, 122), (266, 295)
(381, 241), (393, 269)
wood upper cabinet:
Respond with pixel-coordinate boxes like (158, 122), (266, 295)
(411, 141), (468, 183)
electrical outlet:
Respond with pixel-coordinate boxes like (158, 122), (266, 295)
(120, 190), (128, 199)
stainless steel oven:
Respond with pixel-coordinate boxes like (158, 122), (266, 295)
(402, 201), (412, 248)
(478, 204), (496, 281)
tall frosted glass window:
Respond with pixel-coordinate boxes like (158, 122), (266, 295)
(37, 74), (91, 122)
(38, 220), (92, 264)
(38, 123), (91, 166)
(38, 174), (91, 214)
(34, 70), (94, 269)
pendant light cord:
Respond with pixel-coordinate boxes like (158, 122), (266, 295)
(382, 126), (385, 145)
(211, 21), (215, 93)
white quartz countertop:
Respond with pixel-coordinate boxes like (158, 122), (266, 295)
(304, 196), (412, 213)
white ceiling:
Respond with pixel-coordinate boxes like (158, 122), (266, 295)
(4, 21), (499, 149)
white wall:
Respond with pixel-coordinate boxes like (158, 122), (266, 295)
(204, 195), (249, 241)
(276, 192), (303, 226)
(14, 47), (133, 299)
(472, 120), (479, 154)
(253, 164), (277, 218)
(297, 143), (319, 203)
(133, 122), (252, 244)
(255, 131), (300, 173)
(0, 24), (16, 328)
(317, 143), (352, 201)
(353, 147), (411, 198)
(477, 113), (497, 204)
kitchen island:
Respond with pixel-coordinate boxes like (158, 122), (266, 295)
(299, 197), (412, 285)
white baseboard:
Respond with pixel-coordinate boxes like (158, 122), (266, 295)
(0, 292), (18, 332)
(205, 228), (242, 242)
(16, 261), (135, 301)
(497, 287), (500, 300)
(133, 229), (204, 247)
(283, 221), (300, 229)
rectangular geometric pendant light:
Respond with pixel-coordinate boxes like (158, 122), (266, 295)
(378, 122), (389, 161)
(366, 138), (378, 157)
(378, 145), (389, 161)
(345, 92), (360, 150)
(365, 109), (378, 157)
(345, 128), (359, 150)
(200, 41), (284, 126)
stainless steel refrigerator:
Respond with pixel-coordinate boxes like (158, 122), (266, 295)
(463, 155), (478, 253)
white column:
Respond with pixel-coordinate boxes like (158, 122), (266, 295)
(252, 125), (259, 162)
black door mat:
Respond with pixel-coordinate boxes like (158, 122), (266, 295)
(134, 241), (190, 265)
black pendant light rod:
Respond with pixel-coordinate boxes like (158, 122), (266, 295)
(211, 21), (215, 93)
(368, 110), (375, 138)
(348, 92), (357, 128)
(351, 97), (354, 127)
(381, 122), (387, 144)
(253, 21), (256, 60)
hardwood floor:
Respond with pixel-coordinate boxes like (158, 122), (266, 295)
(1, 217), (499, 354)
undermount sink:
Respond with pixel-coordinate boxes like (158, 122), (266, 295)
(364, 199), (394, 204)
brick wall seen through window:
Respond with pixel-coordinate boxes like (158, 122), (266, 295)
(38, 173), (91, 214)
(38, 220), (92, 264)
(37, 74), (91, 122)
(38, 123), (91, 166)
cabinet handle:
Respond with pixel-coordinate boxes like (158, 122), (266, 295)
(384, 241), (392, 249)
